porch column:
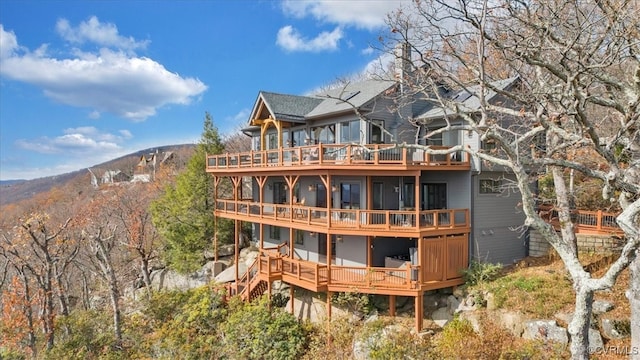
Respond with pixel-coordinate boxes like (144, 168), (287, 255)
(415, 293), (423, 331)
(414, 173), (420, 228)
(327, 290), (333, 346)
(367, 236), (372, 266)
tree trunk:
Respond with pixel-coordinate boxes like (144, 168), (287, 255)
(140, 257), (152, 298)
(630, 254), (640, 360)
(568, 285), (593, 359)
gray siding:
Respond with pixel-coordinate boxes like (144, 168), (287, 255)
(472, 172), (527, 265)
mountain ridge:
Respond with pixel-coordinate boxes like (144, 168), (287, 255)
(0, 144), (195, 206)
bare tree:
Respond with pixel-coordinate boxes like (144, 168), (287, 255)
(376, 0), (639, 358)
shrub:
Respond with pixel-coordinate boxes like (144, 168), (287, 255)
(462, 260), (502, 286)
(221, 296), (308, 360)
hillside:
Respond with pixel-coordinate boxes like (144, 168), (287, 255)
(0, 144), (195, 207)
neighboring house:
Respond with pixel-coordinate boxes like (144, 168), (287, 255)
(133, 150), (174, 182)
(101, 170), (130, 184)
(205, 75), (527, 331)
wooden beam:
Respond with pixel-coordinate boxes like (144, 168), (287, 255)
(389, 295), (396, 317)
(415, 293), (423, 332)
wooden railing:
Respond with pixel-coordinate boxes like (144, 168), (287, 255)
(214, 199), (469, 232)
(206, 143), (469, 171)
(538, 206), (622, 235)
(280, 257), (329, 288)
(329, 265), (420, 290)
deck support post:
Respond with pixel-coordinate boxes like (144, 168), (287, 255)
(414, 293), (423, 332)
(326, 290), (333, 345)
(389, 295), (396, 317)
(289, 286), (295, 315)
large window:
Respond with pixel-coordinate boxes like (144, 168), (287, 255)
(273, 182), (287, 204)
(340, 120), (361, 143)
(291, 129), (305, 147)
(422, 183), (447, 210)
(372, 182), (384, 210)
(311, 124), (335, 144)
(371, 120), (384, 144)
(270, 226), (281, 240)
(267, 132), (278, 150)
(340, 183), (360, 209)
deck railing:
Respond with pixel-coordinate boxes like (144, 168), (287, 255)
(214, 199), (469, 232)
(538, 206), (622, 235)
(206, 143), (469, 170)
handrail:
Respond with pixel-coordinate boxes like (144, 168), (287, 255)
(538, 205), (622, 234)
(214, 198), (470, 232)
(206, 143), (470, 170)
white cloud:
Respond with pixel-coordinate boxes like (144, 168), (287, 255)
(281, 0), (410, 30)
(16, 127), (131, 155)
(0, 21), (207, 121)
(276, 25), (343, 52)
(56, 16), (149, 51)
(0, 25), (19, 59)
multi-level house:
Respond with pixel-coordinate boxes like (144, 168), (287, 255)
(206, 75), (527, 330)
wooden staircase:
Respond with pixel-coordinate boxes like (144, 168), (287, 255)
(237, 257), (269, 301)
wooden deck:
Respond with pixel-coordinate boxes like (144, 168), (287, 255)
(215, 199), (470, 236)
(206, 143), (470, 173)
(539, 206), (623, 236)
(229, 234), (468, 298)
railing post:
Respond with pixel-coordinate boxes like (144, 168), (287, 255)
(402, 147), (407, 165)
(596, 210), (602, 231)
(318, 143), (323, 165)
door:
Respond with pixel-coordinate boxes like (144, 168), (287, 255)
(422, 183), (448, 225)
(422, 183), (447, 210)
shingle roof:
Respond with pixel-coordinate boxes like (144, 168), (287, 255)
(416, 76), (519, 120)
(306, 79), (397, 118)
(259, 92), (323, 122)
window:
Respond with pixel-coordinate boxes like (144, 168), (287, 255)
(253, 135), (261, 151)
(372, 182), (384, 210)
(479, 179), (502, 194)
(422, 183), (447, 210)
(316, 184), (327, 208)
(273, 182), (287, 204)
(371, 120), (384, 144)
(340, 183), (360, 209)
(403, 182), (415, 208)
(481, 140), (497, 151)
(294, 230), (304, 245)
(311, 124), (335, 144)
(291, 129), (305, 148)
(340, 120), (361, 143)
(267, 132), (278, 150)
(425, 127), (443, 146)
(270, 226), (281, 240)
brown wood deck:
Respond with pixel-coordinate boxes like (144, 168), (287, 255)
(539, 206), (623, 236)
(214, 199), (470, 236)
(206, 143), (470, 173)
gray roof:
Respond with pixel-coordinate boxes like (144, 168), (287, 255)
(249, 79), (397, 124)
(258, 92), (323, 122)
(416, 76), (519, 120)
(306, 79), (396, 118)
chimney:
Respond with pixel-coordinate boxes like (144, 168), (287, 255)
(394, 42), (411, 91)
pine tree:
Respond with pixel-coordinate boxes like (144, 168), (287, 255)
(151, 112), (228, 273)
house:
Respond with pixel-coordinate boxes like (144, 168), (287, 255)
(132, 150), (174, 182)
(205, 74), (527, 330)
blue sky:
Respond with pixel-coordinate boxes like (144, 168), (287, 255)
(0, 0), (409, 180)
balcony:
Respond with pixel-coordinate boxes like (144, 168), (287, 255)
(206, 143), (470, 173)
(214, 199), (470, 235)
(230, 233), (468, 297)
(538, 206), (623, 236)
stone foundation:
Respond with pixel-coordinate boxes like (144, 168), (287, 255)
(528, 229), (624, 257)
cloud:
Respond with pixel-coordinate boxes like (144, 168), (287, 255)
(0, 20), (207, 121)
(55, 16), (149, 51)
(276, 25), (343, 52)
(281, 0), (410, 30)
(16, 126), (131, 155)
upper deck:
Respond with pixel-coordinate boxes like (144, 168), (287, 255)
(206, 143), (470, 174)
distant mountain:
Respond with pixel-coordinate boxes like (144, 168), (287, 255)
(0, 144), (195, 207)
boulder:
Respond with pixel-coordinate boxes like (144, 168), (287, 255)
(588, 328), (604, 354)
(149, 268), (209, 291)
(592, 300), (614, 314)
(431, 307), (453, 327)
(497, 310), (526, 337)
(600, 318), (631, 340)
(522, 320), (568, 345)
(214, 262), (247, 284)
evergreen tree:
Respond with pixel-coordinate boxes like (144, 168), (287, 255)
(151, 112), (228, 273)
